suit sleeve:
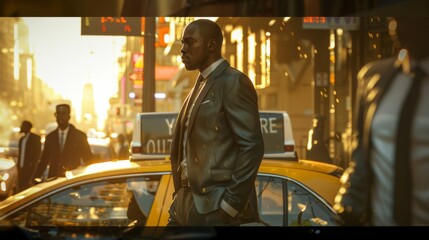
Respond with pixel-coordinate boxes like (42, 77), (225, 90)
(33, 136), (51, 179)
(333, 60), (388, 225)
(220, 71), (264, 215)
(34, 135), (42, 162)
(334, 58), (401, 225)
(79, 131), (94, 165)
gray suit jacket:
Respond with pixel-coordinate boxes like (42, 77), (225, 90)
(170, 60), (264, 218)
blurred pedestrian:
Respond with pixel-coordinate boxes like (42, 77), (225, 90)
(17, 120), (41, 191)
(306, 114), (331, 164)
(33, 104), (93, 180)
(167, 19), (264, 226)
(117, 133), (129, 159)
(334, 17), (429, 226)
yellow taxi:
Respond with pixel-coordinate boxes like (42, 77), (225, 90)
(0, 111), (342, 229)
(0, 157), (341, 228)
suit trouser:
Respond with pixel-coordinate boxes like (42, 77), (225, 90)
(167, 186), (240, 226)
(18, 167), (32, 192)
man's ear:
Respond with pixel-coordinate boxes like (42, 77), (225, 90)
(207, 38), (217, 51)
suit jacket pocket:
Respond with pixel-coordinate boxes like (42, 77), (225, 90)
(211, 169), (232, 182)
(198, 97), (215, 111)
(201, 100), (211, 105)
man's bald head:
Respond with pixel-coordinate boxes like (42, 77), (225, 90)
(189, 19), (223, 50)
(181, 19), (224, 71)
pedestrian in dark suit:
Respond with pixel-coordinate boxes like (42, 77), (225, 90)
(117, 133), (129, 160)
(167, 19), (264, 226)
(17, 120), (41, 191)
(334, 17), (429, 226)
(33, 104), (93, 180)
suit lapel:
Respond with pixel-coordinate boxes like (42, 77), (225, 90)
(362, 59), (400, 159)
(186, 60), (230, 137)
(174, 83), (196, 165)
(179, 81), (197, 127)
(61, 125), (75, 154)
(51, 130), (61, 156)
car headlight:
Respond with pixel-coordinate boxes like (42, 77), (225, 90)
(0, 172), (9, 181)
(1, 181), (7, 192)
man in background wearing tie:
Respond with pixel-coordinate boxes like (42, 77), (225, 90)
(17, 120), (41, 192)
(334, 17), (429, 226)
(33, 104), (93, 180)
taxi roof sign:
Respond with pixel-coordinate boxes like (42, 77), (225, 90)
(130, 111), (296, 161)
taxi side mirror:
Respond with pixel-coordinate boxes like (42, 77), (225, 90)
(33, 178), (43, 185)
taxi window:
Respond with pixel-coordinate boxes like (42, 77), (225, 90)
(255, 176), (284, 226)
(255, 175), (338, 226)
(2, 175), (161, 227)
(286, 182), (338, 226)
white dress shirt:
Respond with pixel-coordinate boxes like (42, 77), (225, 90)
(19, 133), (30, 168)
(370, 56), (429, 225)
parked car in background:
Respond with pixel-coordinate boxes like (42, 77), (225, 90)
(0, 144), (18, 163)
(0, 147), (18, 200)
(87, 137), (117, 164)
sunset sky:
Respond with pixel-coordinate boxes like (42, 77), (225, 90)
(23, 17), (126, 130)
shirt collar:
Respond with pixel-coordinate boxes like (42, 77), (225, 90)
(200, 58), (225, 79)
(59, 126), (70, 135)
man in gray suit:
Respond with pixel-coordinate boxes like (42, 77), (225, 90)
(168, 19), (264, 226)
